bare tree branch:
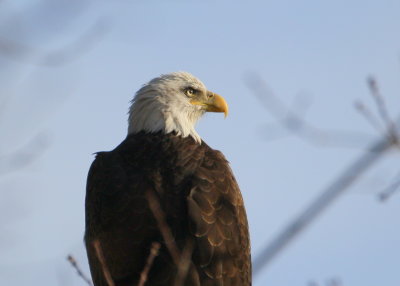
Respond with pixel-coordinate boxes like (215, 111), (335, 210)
(367, 76), (397, 138)
(138, 242), (161, 286)
(250, 74), (400, 276)
(173, 239), (194, 286)
(93, 240), (115, 286)
(354, 100), (386, 135)
(145, 190), (194, 286)
(378, 171), (400, 202)
(253, 133), (395, 276)
(66, 255), (93, 286)
(145, 190), (182, 266)
(244, 73), (374, 149)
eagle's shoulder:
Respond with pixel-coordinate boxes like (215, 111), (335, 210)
(187, 140), (252, 285)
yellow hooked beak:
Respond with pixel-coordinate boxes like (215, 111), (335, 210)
(191, 91), (229, 118)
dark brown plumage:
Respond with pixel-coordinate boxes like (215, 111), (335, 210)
(85, 131), (251, 286)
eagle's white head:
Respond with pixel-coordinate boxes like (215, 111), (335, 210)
(128, 72), (228, 143)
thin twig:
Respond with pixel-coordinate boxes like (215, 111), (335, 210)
(145, 190), (181, 265)
(137, 242), (161, 286)
(173, 239), (194, 286)
(378, 172), (400, 202)
(93, 240), (115, 286)
(354, 101), (385, 135)
(66, 255), (93, 286)
(145, 191), (195, 285)
(367, 77), (396, 135)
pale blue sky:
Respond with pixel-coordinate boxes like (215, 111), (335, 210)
(0, 1), (399, 285)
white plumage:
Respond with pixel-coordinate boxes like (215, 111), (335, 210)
(128, 72), (208, 143)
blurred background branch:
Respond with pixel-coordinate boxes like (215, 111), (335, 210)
(0, 132), (49, 174)
(244, 73), (376, 149)
(0, 18), (108, 66)
(250, 76), (400, 276)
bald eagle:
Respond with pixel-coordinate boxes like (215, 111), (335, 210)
(85, 72), (251, 286)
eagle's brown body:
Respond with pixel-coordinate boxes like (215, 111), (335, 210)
(85, 131), (251, 286)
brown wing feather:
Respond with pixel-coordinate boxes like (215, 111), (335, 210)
(85, 132), (251, 286)
(189, 149), (251, 286)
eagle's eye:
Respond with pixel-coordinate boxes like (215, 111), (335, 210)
(185, 88), (196, 97)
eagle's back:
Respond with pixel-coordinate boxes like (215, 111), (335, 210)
(85, 132), (251, 286)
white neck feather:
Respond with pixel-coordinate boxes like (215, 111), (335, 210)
(127, 93), (204, 143)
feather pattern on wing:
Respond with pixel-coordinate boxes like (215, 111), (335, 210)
(85, 132), (251, 286)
